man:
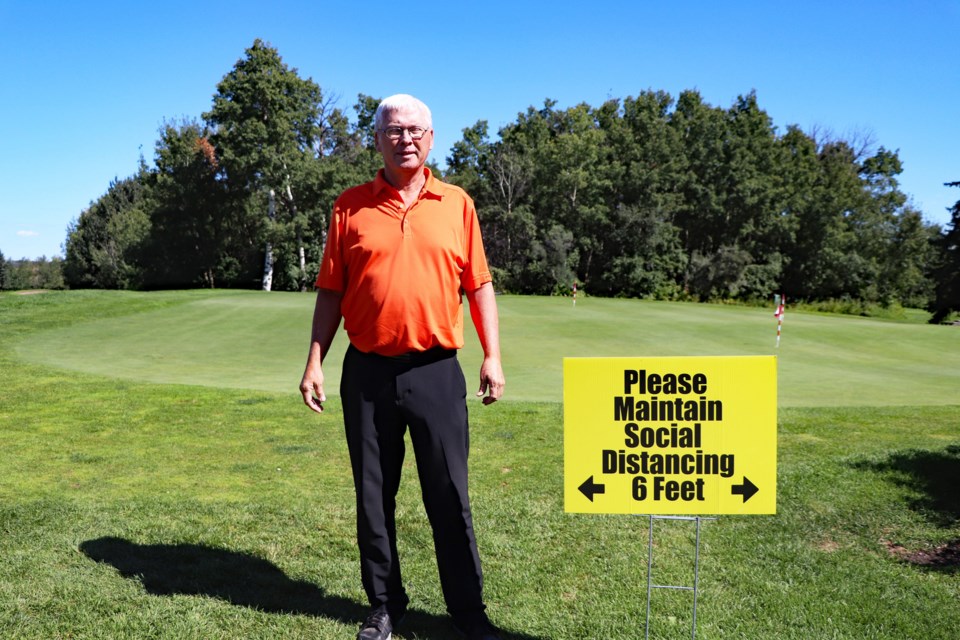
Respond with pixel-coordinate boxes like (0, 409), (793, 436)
(300, 94), (504, 640)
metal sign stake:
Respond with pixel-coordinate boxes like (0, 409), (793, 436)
(644, 515), (716, 639)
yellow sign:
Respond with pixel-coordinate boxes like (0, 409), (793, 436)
(564, 356), (777, 515)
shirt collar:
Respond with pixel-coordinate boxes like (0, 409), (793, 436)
(373, 167), (443, 201)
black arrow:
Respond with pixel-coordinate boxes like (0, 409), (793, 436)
(579, 476), (606, 502)
(731, 476), (759, 502)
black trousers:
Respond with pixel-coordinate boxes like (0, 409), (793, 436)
(340, 344), (485, 621)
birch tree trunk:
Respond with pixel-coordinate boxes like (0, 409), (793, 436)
(261, 188), (276, 291)
(285, 180), (307, 292)
(298, 242), (307, 291)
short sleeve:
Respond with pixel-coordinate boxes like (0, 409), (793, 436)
(315, 205), (345, 292)
(460, 196), (492, 292)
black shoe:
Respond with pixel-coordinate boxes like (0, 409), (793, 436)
(357, 605), (401, 640)
(454, 614), (501, 640)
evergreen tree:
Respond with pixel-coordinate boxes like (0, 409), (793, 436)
(204, 39), (328, 291)
(929, 182), (960, 323)
(140, 120), (256, 288)
(63, 174), (150, 289)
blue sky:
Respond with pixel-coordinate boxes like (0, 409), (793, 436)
(2, 0), (958, 259)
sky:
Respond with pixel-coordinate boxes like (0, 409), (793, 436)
(1, 0), (958, 260)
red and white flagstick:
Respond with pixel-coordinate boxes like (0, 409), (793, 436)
(573, 280), (578, 307)
(774, 294), (785, 348)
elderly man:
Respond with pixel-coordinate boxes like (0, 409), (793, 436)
(300, 94), (504, 640)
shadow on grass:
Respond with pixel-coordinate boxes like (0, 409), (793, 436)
(851, 444), (960, 527)
(80, 537), (544, 639)
(852, 444), (960, 572)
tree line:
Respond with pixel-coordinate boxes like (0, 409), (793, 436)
(9, 40), (955, 321)
(0, 253), (64, 291)
(446, 93), (947, 309)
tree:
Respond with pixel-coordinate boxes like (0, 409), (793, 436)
(599, 203), (686, 299)
(780, 138), (875, 301)
(38, 256), (65, 289)
(717, 93), (791, 299)
(204, 39), (328, 291)
(667, 91), (791, 299)
(0, 248), (7, 290)
(285, 94), (387, 285)
(856, 148), (938, 306)
(597, 91), (686, 297)
(492, 100), (616, 293)
(446, 120), (539, 291)
(446, 120), (491, 197)
(669, 90), (729, 262)
(929, 182), (960, 323)
(881, 206), (937, 308)
(63, 173), (150, 289)
(140, 120), (257, 288)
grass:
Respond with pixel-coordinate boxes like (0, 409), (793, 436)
(2, 290), (959, 639)
(12, 290), (960, 407)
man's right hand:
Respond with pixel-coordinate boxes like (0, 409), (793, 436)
(300, 289), (344, 415)
(300, 364), (326, 414)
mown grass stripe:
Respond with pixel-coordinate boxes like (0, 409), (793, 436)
(11, 291), (959, 406)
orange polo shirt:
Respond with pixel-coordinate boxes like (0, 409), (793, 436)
(316, 168), (492, 356)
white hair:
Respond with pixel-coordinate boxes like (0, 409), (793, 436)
(374, 94), (432, 130)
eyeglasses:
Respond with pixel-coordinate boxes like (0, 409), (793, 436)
(379, 126), (430, 141)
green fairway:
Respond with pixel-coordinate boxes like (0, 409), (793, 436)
(13, 289), (959, 407)
(2, 290), (959, 639)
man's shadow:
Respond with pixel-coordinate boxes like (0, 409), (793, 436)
(80, 537), (544, 639)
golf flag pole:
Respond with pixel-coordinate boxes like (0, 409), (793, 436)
(774, 294), (785, 348)
(573, 280), (578, 307)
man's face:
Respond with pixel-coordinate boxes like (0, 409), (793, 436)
(375, 106), (433, 177)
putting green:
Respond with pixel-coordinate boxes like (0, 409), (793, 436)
(13, 290), (959, 407)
